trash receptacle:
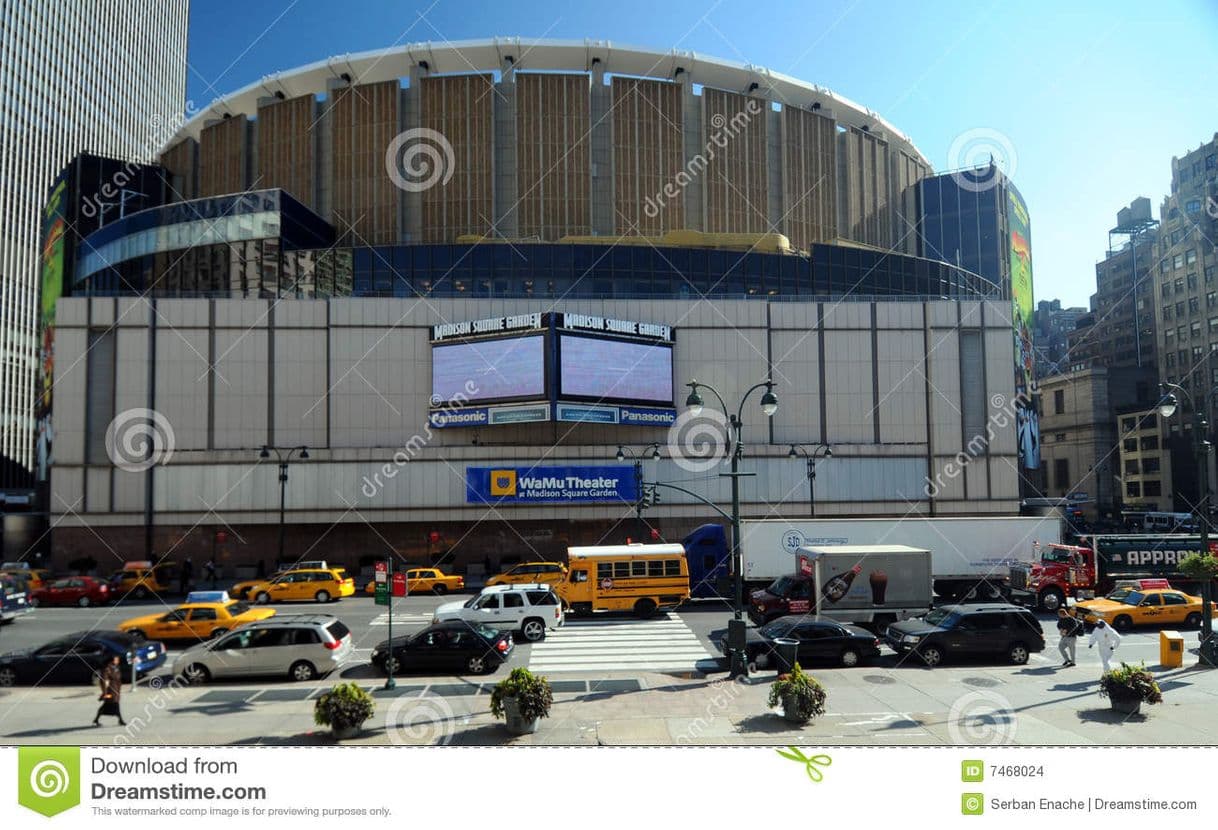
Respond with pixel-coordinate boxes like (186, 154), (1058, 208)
(773, 638), (800, 674)
(1160, 630), (1184, 668)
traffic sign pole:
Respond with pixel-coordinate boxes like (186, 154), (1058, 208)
(384, 556), (395, 690)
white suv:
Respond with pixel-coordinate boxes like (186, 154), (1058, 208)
(432, 584), (563, 642)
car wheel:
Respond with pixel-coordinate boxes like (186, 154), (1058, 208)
(255, 592), (270, 604)
(466, 655), (487, 674)
(314, 590), (331, 603)
(28, 597), (39, 608)
(129, 629), (147, 643)
(1186, 612), (1203, 629)
(1113, 615), (1133, 632)
(521, 618), (546, 642)
(383, 656), (400, 676)
(432, 584), (448, 596)
(209, 628), (228, 640)
(289, 661), (317, 682)
(919, 645), (944, 667)
(182, 663), (211, 684)
(1008, 642), (1030, 665)
(0, 667), (16, 686)
(633, 598), (657, 619)
(77, 595), (91, 608)
(840, 648), (862, 668)
(1039, 589), (1064, 613)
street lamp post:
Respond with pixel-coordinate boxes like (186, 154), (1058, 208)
(616, 443), (661, 541)
(259, 445), (309, 567)
(1157, 386), (1216, 665)
(684, 378), (779, 679)
(788, 443), (832, 516)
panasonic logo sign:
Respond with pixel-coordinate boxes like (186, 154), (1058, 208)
(431, 411), (487, 425)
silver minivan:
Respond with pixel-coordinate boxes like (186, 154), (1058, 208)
(172, 615), (353, 683)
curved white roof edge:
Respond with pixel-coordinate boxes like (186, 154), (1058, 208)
(173, 37), (931, 169)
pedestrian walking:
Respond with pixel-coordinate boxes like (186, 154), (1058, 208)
(180, 557), (193, 595)
(1088, 618), (1122, 673)
(1056, 608), (1082, 666)
(205, 558), (217, 589)
(92, 655), (126, 727)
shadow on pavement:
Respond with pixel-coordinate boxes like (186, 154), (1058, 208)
(228, 731), (336, 746)
(1076, 707), (1147, 725)
(734, 713), (804, 735)
(5, 724), (107, 739)
(446, 724), (515, 746)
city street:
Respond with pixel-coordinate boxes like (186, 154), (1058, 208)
(3, 594), (1218, 745)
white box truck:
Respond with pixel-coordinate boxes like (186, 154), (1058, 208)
(709, 516), (1060, 601)
(747, 544), (934, 627)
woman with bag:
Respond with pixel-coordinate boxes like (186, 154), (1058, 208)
(93, 654), (126, 727)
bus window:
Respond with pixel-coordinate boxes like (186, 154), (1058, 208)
(648, 560), (664, 577)
(613, 562), (630, 578)
(597, 563), (612, 580)
(664, 560), (681, 576)
(631, 561), (647, 577)
(572, 570), (588, 583)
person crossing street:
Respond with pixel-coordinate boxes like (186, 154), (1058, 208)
(1088, 618), (1122, 673)
(1056, 608), (1083, 666)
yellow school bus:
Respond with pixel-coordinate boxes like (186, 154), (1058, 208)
(558, 543), (690, 618)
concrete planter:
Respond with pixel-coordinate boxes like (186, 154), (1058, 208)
(502, 697), (539, 735)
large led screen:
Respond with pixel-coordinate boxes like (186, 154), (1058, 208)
(558, 334), (673, 405)
(432, 335), (545, 404)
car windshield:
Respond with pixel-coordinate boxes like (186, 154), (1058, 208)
(759, 622), (791, 639)
(923, 608), (960, 627)
(472, 623), (498, 640)
(463, 596), (479, 608)
(1125, 591), (1146, 606)
(767, 576), (797, 597)
(224, 601), (251, 616)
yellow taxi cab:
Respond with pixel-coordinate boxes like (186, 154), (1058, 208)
(0, 567), (52, 592)
(363, 567), (465, 596)
(108, 561), (178, 599)
(485, 562), (568, 587)
(118, 599), (275, 641)
(247, 568), (355, 604)
(1070, 587), (1217, 631)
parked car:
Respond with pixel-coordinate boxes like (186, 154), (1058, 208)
(371, 620), (513, 676)
(108, 561), (178, 599)
(118, 600), (276, 642)
(0, 567), (52, 592)
(714, 616), (881, 669)
(432, 584), (564, 642)
(29, 576), (111, 608)
(247, 568), (356, 604)
(485, 562), (567, 587)
(363, 567), (465, 596)
(0, 631), (166, 686)
(172, 615), (353, 683)
(885, 604), (1045, 667)
(1071, 588), (1215, 631)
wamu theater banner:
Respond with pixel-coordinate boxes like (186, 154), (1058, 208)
(466, 465), (638, 504)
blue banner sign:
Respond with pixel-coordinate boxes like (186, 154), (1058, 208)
(618, 405), (677, 426)
(555, 404), (618, 424)
(467, 465), (638, 504)
(429, 407), (490, 428)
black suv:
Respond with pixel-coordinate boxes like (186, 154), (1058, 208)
(885, 604), (1045, 667)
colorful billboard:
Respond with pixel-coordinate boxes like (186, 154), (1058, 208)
(36, 172), (70, 481)
(1008, 185), (1039, 470)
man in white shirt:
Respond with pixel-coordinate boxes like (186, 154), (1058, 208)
(1088, 618), (1122, 672)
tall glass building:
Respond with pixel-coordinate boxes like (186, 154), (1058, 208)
(0, 0), (189, 486)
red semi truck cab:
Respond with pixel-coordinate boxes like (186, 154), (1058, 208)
(1008, 542), (1094, 612)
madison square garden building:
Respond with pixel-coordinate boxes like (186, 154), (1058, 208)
(41, 39), (1038, 572)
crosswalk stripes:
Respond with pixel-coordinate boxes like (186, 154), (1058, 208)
(527, 612), (714, 673)
(370, 612), (434, 626)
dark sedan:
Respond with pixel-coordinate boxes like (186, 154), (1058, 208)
(715, 616), (882, 669)
(370, 621), (512, 676)
(30, 576), (111, 608)
(0, 631), (167, 686)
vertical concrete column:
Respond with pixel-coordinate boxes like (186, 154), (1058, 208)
(678, 71), (702, 232)
(403, 65), (427, 243)
(589, 58), (613, 237)
(766, 99), (783, 234)
(494, 57), (519, 238)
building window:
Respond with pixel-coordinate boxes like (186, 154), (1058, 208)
(1179, 350), (1189, 365)
(1166, 353), (1176, 367)
(1209, 291), (1217, 309)
(1194, 345), (1204, 359)
(1054, 458), (1070, 493)
(1122, 417), (1137, 431)
(1171, 228), (1185, 245)
(1175, 277), (1185, 291)
(1164, 305), (1173, 320)
(1161, 262), (1170, 276)
(1192, 321), (1202, 338)
(1207, 266), (1215, 285)
(1188, 273), (1198, 290)
(1190, 297), (1200, 314)
(1166, 328), (1175, 343)
(1207, 153), (1217, 170)
(1124, 459), (1140, 475)
(1175, 254), (1185, 270)
(1210, 317), (1218, 333)
(1187, 250), (1198, 266)
(1126, 480), (1141, 498)
(1144, 480), (1162, 497)
(1123, 437), (1137, 451)
(1143, 457), (1161, 474)
(1178, 325), (1187, 340)
(1054, 389), (1065, 414)
(1187, 199), (1202, 214)
(1176, 302), (1185, 316)
(1140, 435), (1159, 451)
(1055, 432), (1067, 441)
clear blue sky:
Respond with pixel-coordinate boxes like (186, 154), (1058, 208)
(184, 0), (1218, 308)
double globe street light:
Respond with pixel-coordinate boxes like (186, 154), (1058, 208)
(684, 378), (778, 679)
(259, 445), (309, 568)
(788, 443), (833, 516)
(616, 443), (661, 541)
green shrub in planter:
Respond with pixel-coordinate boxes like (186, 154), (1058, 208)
(767, 662), (827, 724)
(490, 667), (553, 723)
(313, 682), (375, 733)
(1098, 662), (1162, 707)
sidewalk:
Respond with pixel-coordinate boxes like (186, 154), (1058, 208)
(4, 659), (1218, 746)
